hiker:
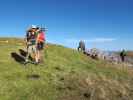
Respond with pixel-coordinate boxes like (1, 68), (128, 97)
(36, 27), (46, 63)
(120, 49), (126, 62)
(25, 25), (38, 64)
(78, 40), (85, 52)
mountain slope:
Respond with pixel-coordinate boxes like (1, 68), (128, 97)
(0, 38), (133, 100)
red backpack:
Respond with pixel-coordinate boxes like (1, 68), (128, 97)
(37, 32), (45, 42)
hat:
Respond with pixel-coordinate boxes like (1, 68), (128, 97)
(31, 25), (37, 29)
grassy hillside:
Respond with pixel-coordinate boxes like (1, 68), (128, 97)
(0, 38), (133, 100)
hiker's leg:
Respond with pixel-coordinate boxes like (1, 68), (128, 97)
(121, 56), (124, 62)
(37, 50), (41, 62)
(33, 45), (39, 63)
(78, 46), (80, 51)
(35, 44), (39, 63)
(122, 56), (125, 62)
(25, 46), (32, 62)
(35, 51), (39, 63)
(36, 42), (44, 63)
(83, 46), (85, 52)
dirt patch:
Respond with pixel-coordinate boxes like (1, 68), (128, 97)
(27, 74), (40, 80)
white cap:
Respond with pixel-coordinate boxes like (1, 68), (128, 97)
(31, 25), (37, 29)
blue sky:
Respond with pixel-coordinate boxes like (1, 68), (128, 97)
(0, 0), (133, 51)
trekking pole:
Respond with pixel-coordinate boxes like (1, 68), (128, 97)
(45, 43), (48, 59)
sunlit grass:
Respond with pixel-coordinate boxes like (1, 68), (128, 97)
(0, 38), (133, 100)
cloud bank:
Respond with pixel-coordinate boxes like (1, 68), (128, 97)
(66, 38), (116, 43)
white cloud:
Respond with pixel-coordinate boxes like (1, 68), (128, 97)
(65, 38), (116, 43)
(86, 38), (116, 43)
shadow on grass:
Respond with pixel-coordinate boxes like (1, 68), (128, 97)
(11, 49), (35, 64)
(11, 52), (25, 64)
(19, 49), (27, 57)
(19, 49), (33, 61)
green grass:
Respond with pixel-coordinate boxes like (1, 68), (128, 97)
(0, 38), (133, 100)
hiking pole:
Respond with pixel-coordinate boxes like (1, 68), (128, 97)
(44, 43), (48, 59)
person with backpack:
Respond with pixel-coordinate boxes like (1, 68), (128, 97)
(25, 25), (38, 64)
(36, 27), (46, 63)
(120, 49), (126, 62)
(78, 40), (85, 53)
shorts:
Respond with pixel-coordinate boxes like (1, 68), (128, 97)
(27, 45), (37, 54)
(37, 42), (44, 50)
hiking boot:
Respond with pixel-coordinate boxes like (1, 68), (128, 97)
(34, 62), (39, 65)
(23, 61), (28, 65)
(25, 59), (29, 62)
